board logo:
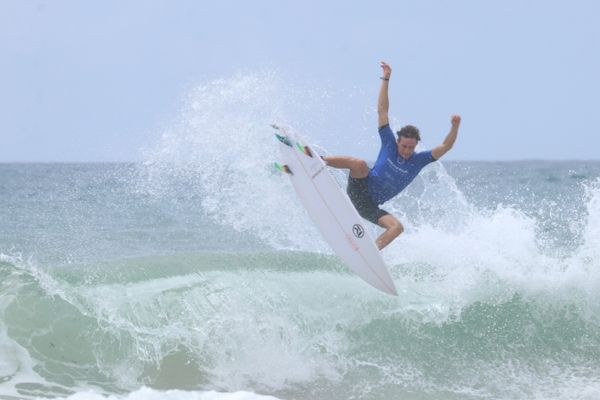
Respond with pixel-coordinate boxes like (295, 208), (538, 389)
(352, 224), (365, 238)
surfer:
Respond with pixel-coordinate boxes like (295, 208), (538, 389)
(323, 61), (461, 250)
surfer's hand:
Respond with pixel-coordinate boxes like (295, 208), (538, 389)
(380, 62), (392, 79)
(451, 115), (461, 127)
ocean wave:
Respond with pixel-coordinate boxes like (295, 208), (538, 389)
(3, 71), (600, 399)
(2, 248), (600, 399)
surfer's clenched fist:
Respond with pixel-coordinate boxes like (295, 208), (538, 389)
(380, 61), (391, 79)
(451, 115), (461, 127)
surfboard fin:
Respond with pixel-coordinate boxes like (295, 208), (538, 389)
(275, 133), (293, 147)
(295, 143), (313, 158)
(274, 162), (293, 175)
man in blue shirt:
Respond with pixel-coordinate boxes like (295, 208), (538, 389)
(323, 62), (462, 250)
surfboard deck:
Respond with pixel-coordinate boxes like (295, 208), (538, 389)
(273, 125), (398, 296)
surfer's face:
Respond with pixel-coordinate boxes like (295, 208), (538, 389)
(397, 137), (417, 159)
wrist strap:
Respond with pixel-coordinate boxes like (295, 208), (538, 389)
(380, 77), (389, 81)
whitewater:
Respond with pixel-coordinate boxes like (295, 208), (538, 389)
(1, 73), (600, 400)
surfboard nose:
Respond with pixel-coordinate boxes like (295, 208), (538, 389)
(385, 283), (399, 296)
(364, 272), (398, 296)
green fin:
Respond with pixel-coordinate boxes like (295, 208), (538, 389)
(274, 162), (293, 175)
(275, 134), (293, 147)
(295, 142), (313, 158)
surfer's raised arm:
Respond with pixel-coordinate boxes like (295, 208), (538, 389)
(377, 61), (391, 129)
(431, 115), (461, 160)
(322, 60), (460, 253)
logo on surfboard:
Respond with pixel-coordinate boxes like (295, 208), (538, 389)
(352, 224), (365, 238)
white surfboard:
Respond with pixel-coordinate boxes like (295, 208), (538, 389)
(274, 125), (398, 296)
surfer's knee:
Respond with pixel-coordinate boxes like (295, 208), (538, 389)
(375, 219), (403, 250)
(349, 159), (370, 178)
(390, 220), (403, 237)
(378, 215), (403, 237)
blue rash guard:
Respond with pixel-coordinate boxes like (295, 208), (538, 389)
(367, 124), (436, 204)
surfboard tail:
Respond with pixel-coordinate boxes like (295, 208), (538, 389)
(273, 124), (312, 157)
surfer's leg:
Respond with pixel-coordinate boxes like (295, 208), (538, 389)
(375, 214), (404, 250)
(322, 156), (369, 178)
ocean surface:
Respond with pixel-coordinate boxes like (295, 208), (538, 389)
(2, 76), (600, 400)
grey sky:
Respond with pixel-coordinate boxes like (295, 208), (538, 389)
(1, 0), (599, 162)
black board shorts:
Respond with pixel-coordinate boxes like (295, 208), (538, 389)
(346, 176), (389, 225)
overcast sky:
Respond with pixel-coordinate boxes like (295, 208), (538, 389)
(1, 0), (599, 162)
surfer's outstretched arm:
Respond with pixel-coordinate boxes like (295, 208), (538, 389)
(432, 115), (461, 160)
(378, 62), (391, 129)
